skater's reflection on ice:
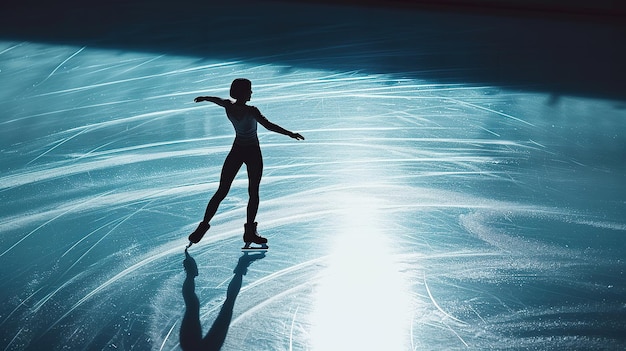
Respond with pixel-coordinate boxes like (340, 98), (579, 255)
(180, 249), (265, 351)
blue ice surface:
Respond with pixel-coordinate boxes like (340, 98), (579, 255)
(1, 2), (625, 350)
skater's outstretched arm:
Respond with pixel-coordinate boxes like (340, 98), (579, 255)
(253, 108), (305, 140)
(194, 96), (230, 107)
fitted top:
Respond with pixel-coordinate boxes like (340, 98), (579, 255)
(225, 104), (269, 146)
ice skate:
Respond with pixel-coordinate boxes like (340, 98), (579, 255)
(242, 222), (268, 251)
(187, 221), (210, 248)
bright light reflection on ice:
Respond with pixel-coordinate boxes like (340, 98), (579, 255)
(309, 192), (412, 351)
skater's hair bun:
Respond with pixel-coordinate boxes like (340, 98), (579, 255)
(230, 78), (252, 100)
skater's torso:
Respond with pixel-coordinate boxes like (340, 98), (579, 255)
(226, 103), (261, 146)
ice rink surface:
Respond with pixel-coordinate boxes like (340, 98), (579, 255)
(1, 1), (626, 350)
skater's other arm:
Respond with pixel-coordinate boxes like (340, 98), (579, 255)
(194, 96), (230, 107)
(254, 108), (305, 140)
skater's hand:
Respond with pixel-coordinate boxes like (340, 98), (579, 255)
(194, 96), (205, 103)
(290, 132), (305, 140)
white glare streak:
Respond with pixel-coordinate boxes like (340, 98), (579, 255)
(309, 193), (412, 351)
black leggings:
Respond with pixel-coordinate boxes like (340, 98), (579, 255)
(203, 143), (263, 224)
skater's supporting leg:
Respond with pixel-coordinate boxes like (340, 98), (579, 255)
(245, 148), (263, 224)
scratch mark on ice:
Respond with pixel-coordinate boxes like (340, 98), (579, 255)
(443, 321), (470, 348)
(26, 128), (89, 166)
(447, 97), (535, 127)
(46, 243), (183, 334)
(0, 287), (44, 328)
(0, 42), (24, 55)
(423, 274), (466, 325)
(3, 327), (24, 351)
(37, 46), (86, 86)
(289, 306), (299, 351)
(0, 190), (115, 258)
(159, 322), (177, 351)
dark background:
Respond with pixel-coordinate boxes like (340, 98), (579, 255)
(2, 0), (626, 100)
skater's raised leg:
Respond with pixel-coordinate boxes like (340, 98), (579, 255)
(188, 149), (243, 246)
(187, 221), (210, 247)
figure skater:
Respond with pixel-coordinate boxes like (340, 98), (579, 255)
(187, 78), (304, 248)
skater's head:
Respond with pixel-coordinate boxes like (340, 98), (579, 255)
(230, 78), (252, 102)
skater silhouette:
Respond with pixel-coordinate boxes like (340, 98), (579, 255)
(180, 250), (266, 351)
(187, 78), (304, 248)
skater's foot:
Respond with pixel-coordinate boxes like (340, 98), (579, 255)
(188, 221), (210, 247)
(242, 222), (268, 251)
(243, 222), (267, 244)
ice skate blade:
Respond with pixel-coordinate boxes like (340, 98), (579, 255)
(241, 242), (268, 252)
